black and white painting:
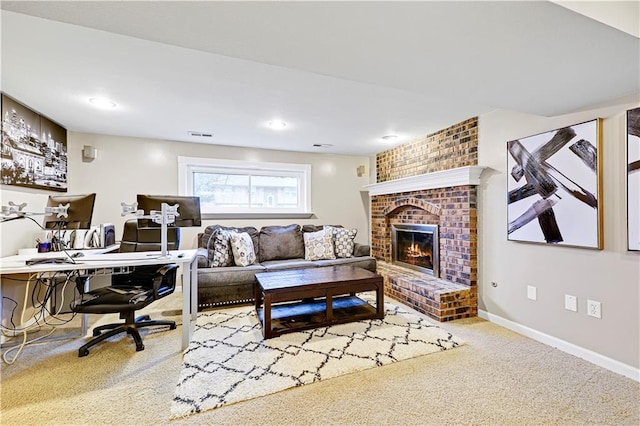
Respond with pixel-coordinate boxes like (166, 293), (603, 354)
(0, 93), (68, 192)
(628, 107), (640, 251)
(507, 119), (602, 249)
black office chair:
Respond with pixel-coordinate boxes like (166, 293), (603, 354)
(118, 218), (180, 252)
(71, 264), (179, 357)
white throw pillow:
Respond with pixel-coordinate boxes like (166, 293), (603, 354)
(229, 231), (256, 267)
(325, 226), (358, 258)
(303, 229), (336, 261)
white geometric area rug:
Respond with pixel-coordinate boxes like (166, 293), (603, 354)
(170, 297), (464, 419)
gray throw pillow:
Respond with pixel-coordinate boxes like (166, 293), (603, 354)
(258, 224), (304, 262)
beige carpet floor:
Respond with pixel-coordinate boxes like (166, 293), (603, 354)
(1, 291), (638, 426)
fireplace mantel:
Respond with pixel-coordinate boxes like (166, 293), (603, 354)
(363, 166), (486, 196)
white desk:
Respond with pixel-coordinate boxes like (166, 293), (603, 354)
(0, 249), (198, 351)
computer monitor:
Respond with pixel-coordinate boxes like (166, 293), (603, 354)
(135, 195), (201, 228)
(43, 193), (96, 230)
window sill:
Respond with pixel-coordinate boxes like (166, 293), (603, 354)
(202, 212), (316, 220)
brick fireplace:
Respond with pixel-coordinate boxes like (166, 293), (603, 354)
(365, 117), (482, 322)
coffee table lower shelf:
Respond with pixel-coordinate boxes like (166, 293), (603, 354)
(257, 295), (379, 338)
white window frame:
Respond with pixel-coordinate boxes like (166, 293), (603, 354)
(178, 156), (312, 219)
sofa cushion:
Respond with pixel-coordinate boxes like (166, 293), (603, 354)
(207, 229), (233, 267)
(198, 231), (212, 249)
(353, 243), (371, 257)
(302, 224), (343, 233)
(258, 224), (304, 262)
(313, 256), (377, 272)
(325, 226), (358, 258)
(302, 224), (323, 233)
(229, 231), (257, 267)
(261, 258), (319, 271)
(303, 229), (336, 260)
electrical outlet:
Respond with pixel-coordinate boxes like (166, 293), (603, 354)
(527, 285), (537, 301)
(587, 300), (601, 318)
(565, 295), (577, 312)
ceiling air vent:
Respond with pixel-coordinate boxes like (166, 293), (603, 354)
(312, 143), (333, 148)
(188, 131), (213, 138)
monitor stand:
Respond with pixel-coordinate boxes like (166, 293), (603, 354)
(159, 202), (172, 258)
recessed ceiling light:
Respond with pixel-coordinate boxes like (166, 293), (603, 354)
(267, 120), (287, 130)
(381, 134), (398, 142)
(88, 97), (117, 109)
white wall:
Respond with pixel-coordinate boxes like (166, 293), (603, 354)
(0, 188), (51, 256)
(478, 103), (640, 369)
(0, 132), (370, 257)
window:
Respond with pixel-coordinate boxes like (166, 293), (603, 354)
(178, 157), (312, 218)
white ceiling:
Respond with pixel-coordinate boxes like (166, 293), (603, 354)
(1, 1), (638, 156)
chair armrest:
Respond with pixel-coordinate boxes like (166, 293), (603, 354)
(152, 264), (179, 299)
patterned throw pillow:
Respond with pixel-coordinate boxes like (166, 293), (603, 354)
(303, 229), (336, 261)
(325, 226), (357, 258)
(229, 231), (256, 267)
(207, 229), (233, 267)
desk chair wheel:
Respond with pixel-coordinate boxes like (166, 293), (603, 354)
(170, 323), (177, 330)
(79, 348), (90, 357)
(126, 327), (145, 352)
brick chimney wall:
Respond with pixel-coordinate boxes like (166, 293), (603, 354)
(376, 117), (478, 183)
(371, 117), (479, 320)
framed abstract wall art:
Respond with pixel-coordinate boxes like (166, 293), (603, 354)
(1, 93), (68, 192)
(507, 119), (603, 249)
(628, 107), (640, 251)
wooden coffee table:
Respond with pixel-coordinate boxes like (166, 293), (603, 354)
(254, 266), (384, 339)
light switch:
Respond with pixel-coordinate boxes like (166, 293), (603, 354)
(565, 295), (577, 312)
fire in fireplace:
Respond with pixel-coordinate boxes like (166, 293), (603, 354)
(391, 224), (439, 277)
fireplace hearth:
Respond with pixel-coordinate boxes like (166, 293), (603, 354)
(392, 224), (439, 277)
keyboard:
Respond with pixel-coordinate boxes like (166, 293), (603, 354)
(25, 257), (74, 266)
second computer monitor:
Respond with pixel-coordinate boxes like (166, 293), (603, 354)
(135, 195), (201, 228)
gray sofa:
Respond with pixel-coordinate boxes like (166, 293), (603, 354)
(196, 224), (376, 310)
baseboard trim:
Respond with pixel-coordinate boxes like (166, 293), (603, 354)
(478, 310), (639, 382)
